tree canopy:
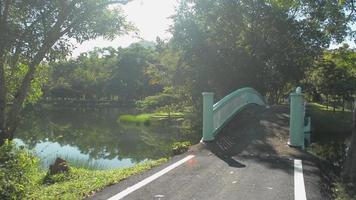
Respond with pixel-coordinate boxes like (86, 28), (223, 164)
(0, 0), (132, 143)
(171, 0), (355, 105)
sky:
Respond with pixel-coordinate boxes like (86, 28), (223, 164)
(72, 0), (355, 57)
(72, 0), (179, 57)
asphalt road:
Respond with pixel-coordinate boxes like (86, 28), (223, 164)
(88, 105), (327, 200)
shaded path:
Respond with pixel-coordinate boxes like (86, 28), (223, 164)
(88, 105), (327, 200)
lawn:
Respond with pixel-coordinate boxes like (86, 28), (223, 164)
(308, 103), (353, 142)
(28, 159), (167, 200)
(118, 112), (184, 125)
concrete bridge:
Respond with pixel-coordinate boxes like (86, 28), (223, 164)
(89, 88), (323, 200)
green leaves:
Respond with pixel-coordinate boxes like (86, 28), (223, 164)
(0, 141), (40, 200)
(171, 0), (354, 105)
(305, 46), (356, 107)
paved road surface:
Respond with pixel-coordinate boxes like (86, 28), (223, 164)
(88, 106), (327, 200)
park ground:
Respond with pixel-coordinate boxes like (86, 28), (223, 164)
(3, 103), (353, 199)
(88, 104), (355, 200)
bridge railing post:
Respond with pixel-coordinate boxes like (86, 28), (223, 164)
(289, 87), (305, 148)
(202, 92), (214, 142)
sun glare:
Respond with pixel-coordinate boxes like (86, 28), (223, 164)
(72, 0), (179, 57)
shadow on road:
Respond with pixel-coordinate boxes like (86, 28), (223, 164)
(205, 104), (308, 174)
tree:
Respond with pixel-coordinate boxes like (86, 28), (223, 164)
(107, 44), (162, 103)
(343, 102), (356, 183)
(0, 0), (133, 144)
(305, 46), (356, 110)
(171, 0), (354, 107)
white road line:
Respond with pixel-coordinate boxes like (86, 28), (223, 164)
(107, 155), (195, 200)
(294, 159), (307, 200)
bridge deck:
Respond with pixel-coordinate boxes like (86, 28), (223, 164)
(88, 105), (326, 200)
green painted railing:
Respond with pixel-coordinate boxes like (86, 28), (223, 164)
(202, 87), (266, 141)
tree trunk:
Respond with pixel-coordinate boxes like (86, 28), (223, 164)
(343, 101), (356, 183)
(0, 4), (69, 144)
(0, 0), (12, 145)
(326, 95), (329, 109)
(5, 42), (53, 139)
(0, 59), (7, 145)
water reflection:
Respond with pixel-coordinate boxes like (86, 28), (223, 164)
(15, 106), (184, 169)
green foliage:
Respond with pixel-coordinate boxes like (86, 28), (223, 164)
(171, 141), (191, 155)
(0, 141), (167, 200)
(118, 112), (184, 125)
(309, 103), (353, 140)
(171, 0), (354, 107)
(108, 44), (161, 102)
(309, 142), (348, 167)
(332, 182), (356, 200)
(29, 159), (167, 200)
(136, 87), (186, 112)
(0, 141), (40, 200)
(305, 46), (356, 108)
(46, 44), (162, 104)
(0, 0), (134, 142)
(118, 114), (152, 125)
(136, 93), (177, 111)
(5, 63), (49, 105)
(43, 171), (73, 185)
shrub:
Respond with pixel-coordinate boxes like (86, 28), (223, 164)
(118, 114), (152, 125)
(0, 140), (39, 200)
(171, 141), (191, 155)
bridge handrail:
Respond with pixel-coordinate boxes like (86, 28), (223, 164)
(213, 87), (265, 110)
(202, 87), (266, 142)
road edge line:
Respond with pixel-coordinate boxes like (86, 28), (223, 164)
(107, 155), (195, 200)
(294, 159), (307, 200)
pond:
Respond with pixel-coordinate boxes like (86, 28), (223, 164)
(14, 106), (187, 169)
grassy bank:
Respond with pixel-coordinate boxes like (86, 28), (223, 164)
(307, 103), (355, 199)
(118, 112), (184, 125)
(308, 103), (352, 142)
(0, 141), (168, 200)
(29, 159), (167, 199)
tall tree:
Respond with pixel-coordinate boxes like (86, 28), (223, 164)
(171, 0), (354, 106)
(344, 102), (356, 183)
(0, 0), (132, 144)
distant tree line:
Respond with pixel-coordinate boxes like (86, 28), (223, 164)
(304, 44), (356, 111)
(44, 44), (163, 105)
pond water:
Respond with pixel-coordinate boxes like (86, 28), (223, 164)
(14, 106), (187, 169)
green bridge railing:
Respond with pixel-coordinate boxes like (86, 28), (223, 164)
(202, 87), (266, 142)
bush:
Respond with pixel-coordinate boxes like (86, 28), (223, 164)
(0, 140), (39, 200)
(171, 141), (191, 155)
(118, 114), (152, 125)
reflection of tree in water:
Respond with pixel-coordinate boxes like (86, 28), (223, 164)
(16, 107), (183, 163)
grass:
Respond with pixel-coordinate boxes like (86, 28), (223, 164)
(332, 182), (356, 200)
(118, 112), (184, 125)
(119, 114), (152, 124)
(307, 103), (355, 200)
(171, 141), (191, 155)
(308, 103), (353, 142)
(28, 158), (167, 200)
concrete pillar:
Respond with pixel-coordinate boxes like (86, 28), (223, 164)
(202, 92), (214, 142)
(289, 87), (305, 147)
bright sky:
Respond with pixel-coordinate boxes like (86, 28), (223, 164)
(72, 0), (179, 57)
(72, 0), (355, 57)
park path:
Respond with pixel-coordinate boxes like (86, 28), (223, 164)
(88, 106), (327, 200)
